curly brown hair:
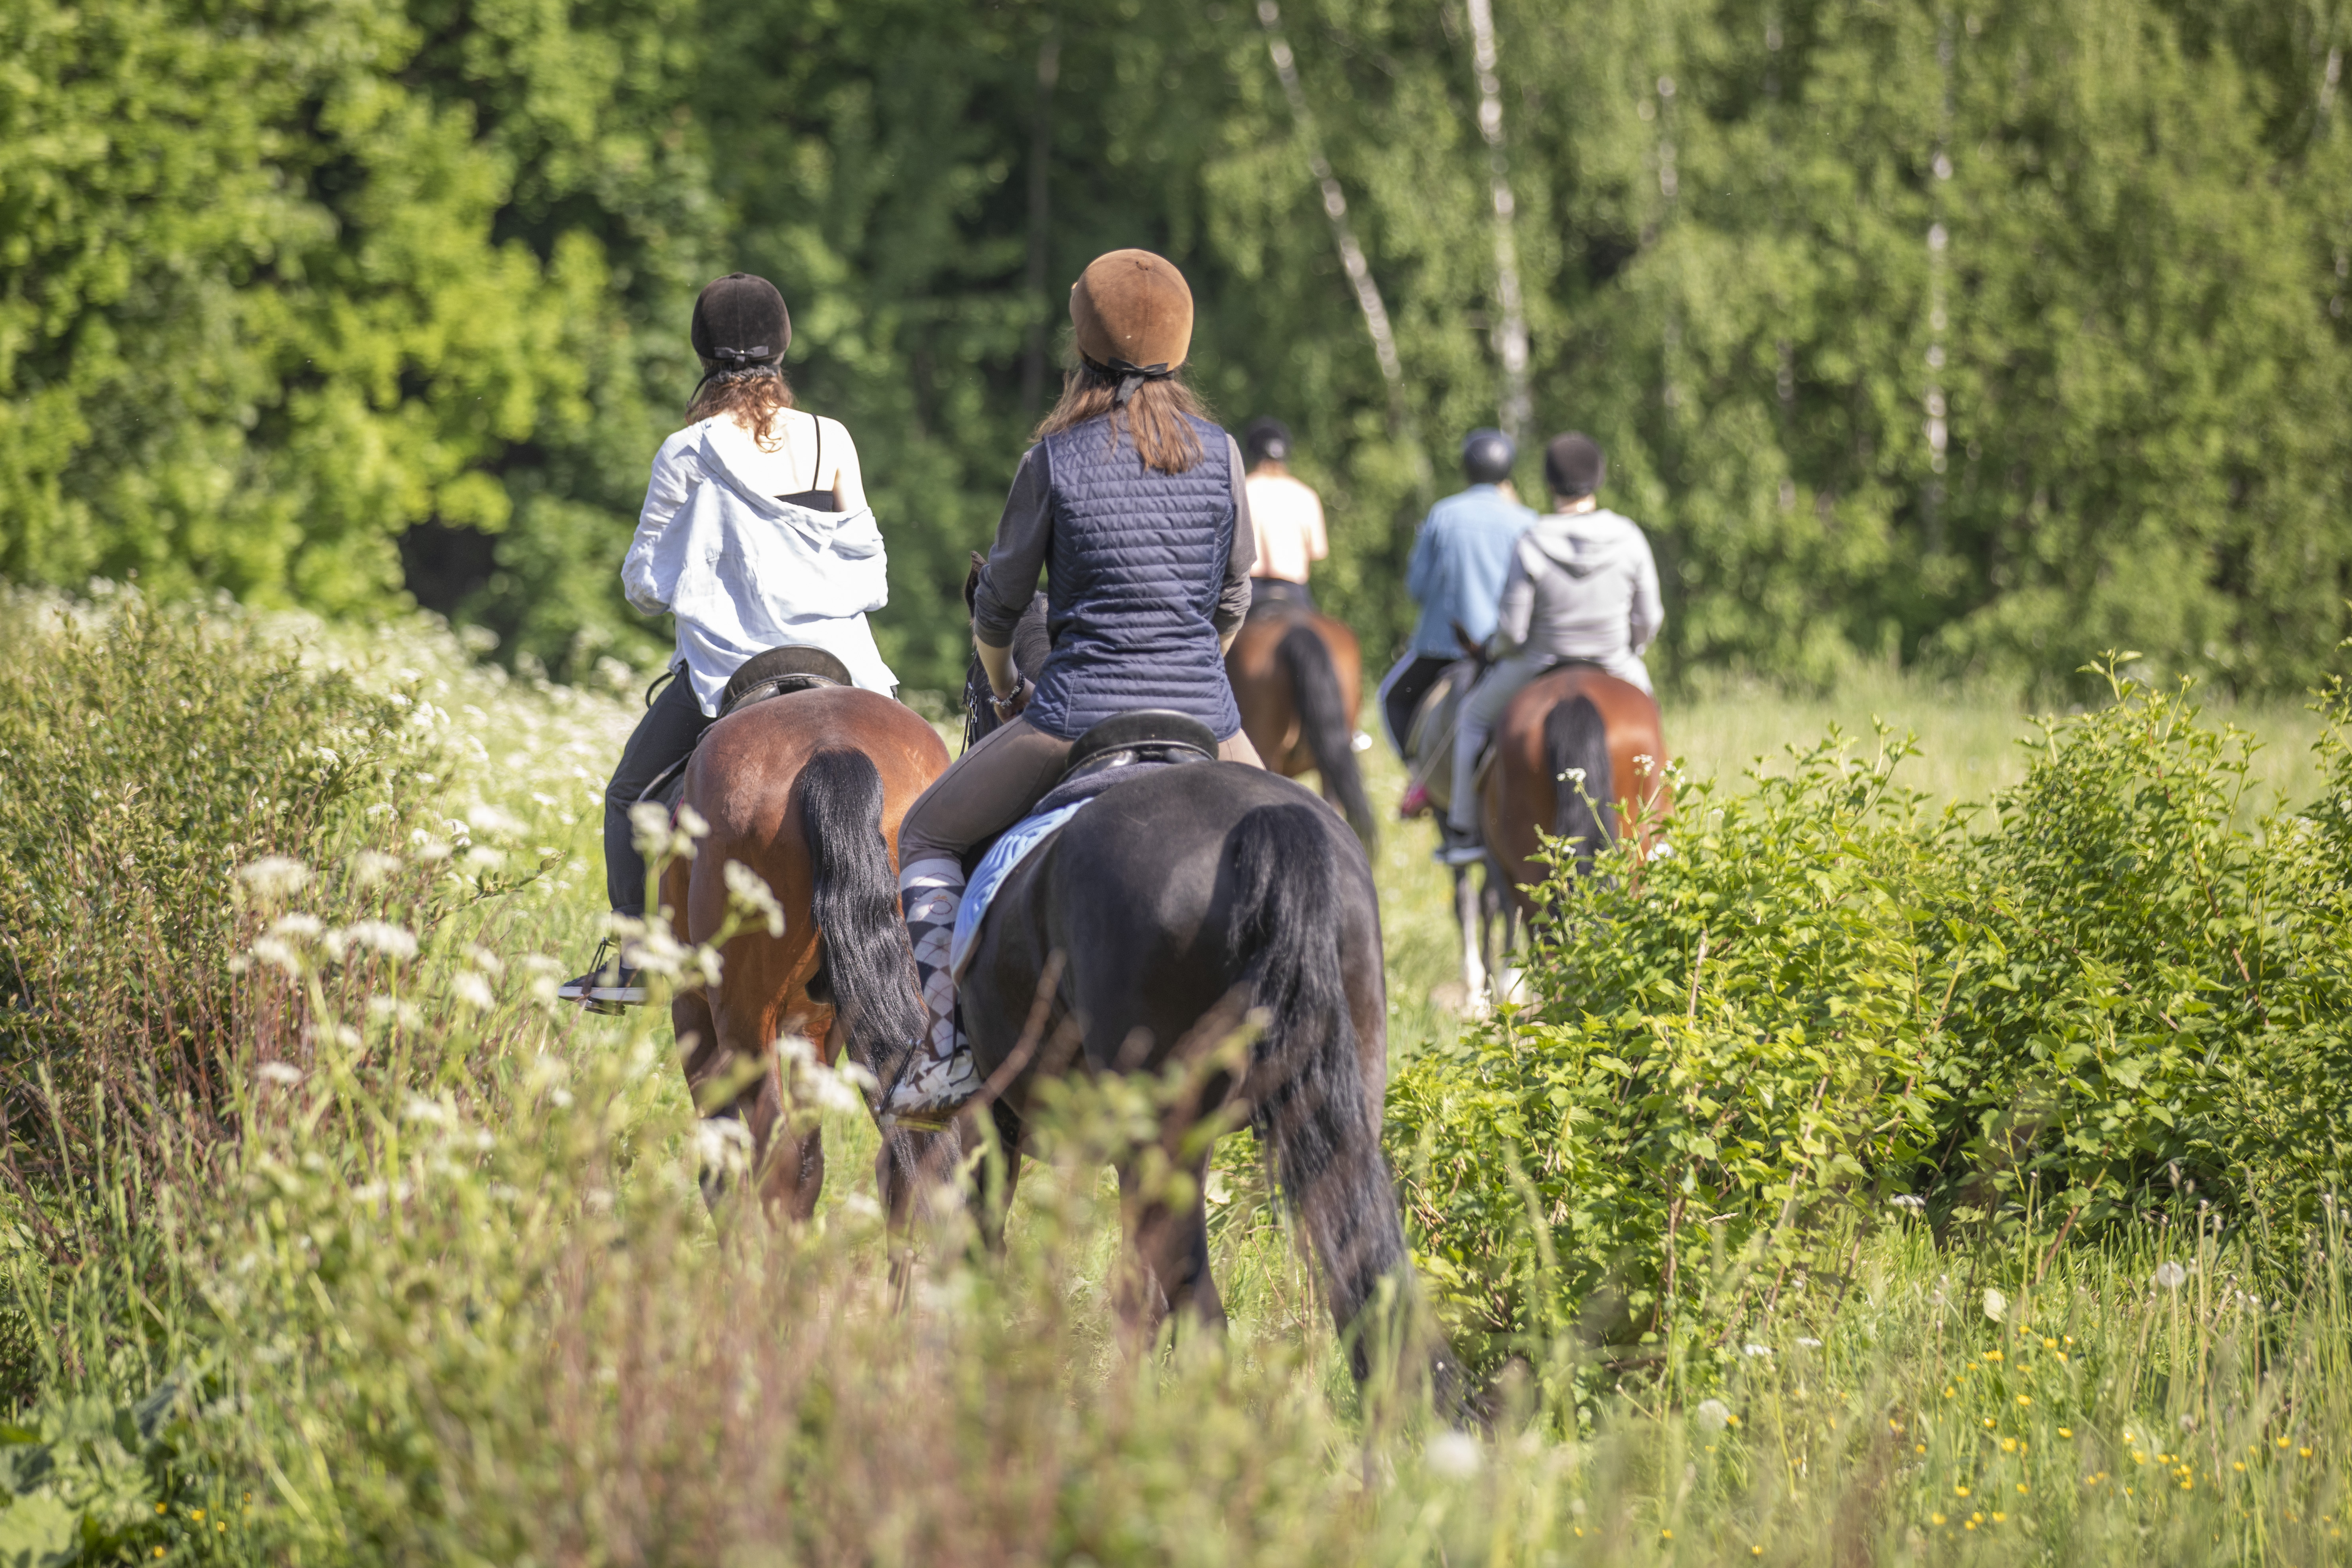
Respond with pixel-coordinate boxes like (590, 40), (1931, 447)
(687, 366), (795, 451)
(1034, 361), (1210, 474)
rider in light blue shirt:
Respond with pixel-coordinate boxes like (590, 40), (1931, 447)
(1378, 430), (1536, 768)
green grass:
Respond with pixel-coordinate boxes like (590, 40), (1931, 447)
(1, 591), (2346, 1565)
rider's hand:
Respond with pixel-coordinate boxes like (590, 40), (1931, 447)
(991, 677), (1034, 722)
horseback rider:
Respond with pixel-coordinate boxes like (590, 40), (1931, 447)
(889, 248), (1264, 1123)
(1240, 416), (1328, 613)
(1443, 432), (1662, 856)
(1380, 428), (1535, 811)
(559, 273), (898, 1006)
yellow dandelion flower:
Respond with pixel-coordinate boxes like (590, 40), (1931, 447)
(190, 1510), (203, 1522)
(2043, 1337), (2057, 1349)
(1661, 1530), (1673, 1541)
(1751, 1548), (1762, 1557)
(2277, 1437), (2291, 1449)
(1993, 1512), (2008, 1523)
(1931, 1514), (1947, 1526)
(2002, 1438), (2019, 1453)
(2017, 1484), (2029, 1494)
(1983, 1418), (1996, 1430)
(156, 1504), (167, 1515)
(2056, 1351), (2069, 1363)
(1964, 1520), (1978, 1531)
(2060, 1428), (2074, 1438)
(2016, 1395), (2031, 1407)
(1915, 1443), (1927, 1455)
(2234, 1462), (2246, 1472)
(2302, 1447), (2314, 1458)
(1956, 1485), (1972, 1497)
(1985, 1350), (2004, 1361)
(1943, 1388), (1956, 1399)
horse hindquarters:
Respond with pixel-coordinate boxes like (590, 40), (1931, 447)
(1274, 624), (1376, 849)
(1224, 803), (1407, 1378)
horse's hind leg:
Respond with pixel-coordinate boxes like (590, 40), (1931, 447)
(1114, 1153), (1225, 1357)
(1455, 865), (1492, 1019)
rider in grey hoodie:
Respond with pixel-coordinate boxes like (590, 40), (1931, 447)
(1445, 433), (1663, 848)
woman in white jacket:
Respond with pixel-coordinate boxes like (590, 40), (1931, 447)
(560, 273), (896, 1007)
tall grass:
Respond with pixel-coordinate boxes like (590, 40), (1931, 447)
(0, 591), (2345, 1565)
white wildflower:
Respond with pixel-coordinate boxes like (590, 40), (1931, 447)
(256, 1062), (304, 1086)
(401, 1096), (451, 1125)
(465, 802), (523, 837)
(1695, 1398), (1732, 1431)
(1983, 1288), (2008, 1322)
(238, 856), (311, 899)
(1425, 1431), (1483, 1479)
(1556, 767), (1587, 785)
(366, 996), (424, 1029)
(724, 860), (786, 937)
(352, 849), (403, 886)
(414, 838), (453, 863)
(1743, 1343), (1772, 1357)
(1649, 839), (1676, 860)
(1795, 1336), (1824, 1349)
(462, 844), (506, 871)
(246, 938), (302, 977)
(1889, 1194), (1927, 1212)
(467, 946), (505, 976)
(693, 1117), (754, 1178)
(451, 972), (496, 1009)
(2153, 1261), (2188, 1291)
(269, 912), (325, 939)
(341, 920), (419, 960)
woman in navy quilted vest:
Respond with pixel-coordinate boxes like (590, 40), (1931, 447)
(890, 249), (1263, 1121)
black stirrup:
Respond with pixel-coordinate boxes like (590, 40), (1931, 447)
(1061, 709), (1220, 781)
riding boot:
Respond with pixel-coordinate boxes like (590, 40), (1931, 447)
(886, 856), (981, 1126)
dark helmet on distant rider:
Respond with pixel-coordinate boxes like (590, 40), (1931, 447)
(1543, 432), (1607, 499)
(1244, 416), (1292, 467)
(1461, 428), (1515, 486)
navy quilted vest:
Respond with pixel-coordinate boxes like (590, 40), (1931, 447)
(1023, 413), (1242, 742)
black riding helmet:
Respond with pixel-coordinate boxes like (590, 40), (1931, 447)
(1461, 427), (1515, 486)
(1244, 417), (1292, 466)
(690, 273), (790, 370)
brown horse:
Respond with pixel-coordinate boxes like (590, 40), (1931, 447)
(662, 654), (950, 1216)
(1225, 607), (1376, 848)
(1461, 664), (1672, 1007)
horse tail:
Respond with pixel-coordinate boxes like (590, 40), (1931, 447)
(1544, 693), (1616, 874)
(801, 748), (925, 1079)
(1275, 622), (1377, 850)
(1225, 803), (1407, 1376)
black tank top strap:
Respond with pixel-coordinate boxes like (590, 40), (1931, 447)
(775, 415), (837, 509)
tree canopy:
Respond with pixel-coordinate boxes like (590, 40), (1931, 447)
(4, 0), (2346, 694)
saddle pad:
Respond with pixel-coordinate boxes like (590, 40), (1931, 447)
(948, 801), (1085, 981)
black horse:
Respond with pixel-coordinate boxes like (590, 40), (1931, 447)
(935, 572), (1434, 1383)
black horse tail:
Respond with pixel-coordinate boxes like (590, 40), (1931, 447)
(1275, 622), (1377, 850)
(1544, 693), (1616, 875)
(801, 749), (924, 1084)
(1225, 803), (1407, 1377)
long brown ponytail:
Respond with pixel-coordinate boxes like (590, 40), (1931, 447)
(1033, 361), (1210, 475)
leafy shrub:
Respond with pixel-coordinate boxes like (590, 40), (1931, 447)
(1392, 660), (2352, 1384)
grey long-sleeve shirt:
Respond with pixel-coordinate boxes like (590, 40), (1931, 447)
(1493, 507), (1664, 666)
(971, 433), (1258, 647)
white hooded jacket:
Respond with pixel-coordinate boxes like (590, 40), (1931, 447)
(622, 418), (897, 715)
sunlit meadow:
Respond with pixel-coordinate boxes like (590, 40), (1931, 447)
(0, 586), (2344, 1565)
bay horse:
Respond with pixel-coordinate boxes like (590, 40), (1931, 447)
(948, 608), (1439, 1390)
(1224, 606), (1376, 848)
(1459, 663), (1671, 1007)
(662, 648), (950, 1217)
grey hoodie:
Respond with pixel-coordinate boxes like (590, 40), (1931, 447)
(1492, 506), (1663, 691)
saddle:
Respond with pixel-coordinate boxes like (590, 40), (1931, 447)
(635, 646), (857, 812)
(1403, 656), (1609, 819)
(948, 710), (1220, 977)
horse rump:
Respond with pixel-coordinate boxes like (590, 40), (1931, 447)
(1543, 693), (1615, 874)
(1222, 802), (1405, 1376)
(1274, 621), (1377, 850)
(800, 748), (924, 1088)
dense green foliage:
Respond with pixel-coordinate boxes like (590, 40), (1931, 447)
(1393, 660), (2352, 1378)
(5, 0), (2348, 692)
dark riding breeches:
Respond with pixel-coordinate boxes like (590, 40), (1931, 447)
(603, 670), (715, 916)
(1379, 654), (1453, 760)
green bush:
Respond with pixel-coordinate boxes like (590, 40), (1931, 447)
(1391, 659), (2352, 1383)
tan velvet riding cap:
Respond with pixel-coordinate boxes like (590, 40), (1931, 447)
(1070, 250), (1194, 373)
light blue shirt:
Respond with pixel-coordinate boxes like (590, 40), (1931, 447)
(1404, 484), (1536, 658)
